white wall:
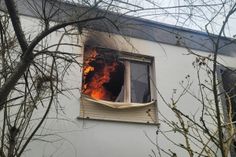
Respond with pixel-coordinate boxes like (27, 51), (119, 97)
(10, 15), (236, 157)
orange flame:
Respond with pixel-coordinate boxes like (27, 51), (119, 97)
(83, 49), (97, 77)
(82, 48), (118, 101)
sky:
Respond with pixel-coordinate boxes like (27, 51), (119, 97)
(79, 0), (236, 38)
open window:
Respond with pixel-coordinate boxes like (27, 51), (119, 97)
(79, 46), (157, 124)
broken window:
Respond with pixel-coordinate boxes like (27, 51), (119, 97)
(82, 47), (124, 101)
(80, 46), (157, 124)
(82, 46), (152, 104)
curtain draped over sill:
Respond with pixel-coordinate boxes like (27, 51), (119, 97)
(81, 96), (155, 109)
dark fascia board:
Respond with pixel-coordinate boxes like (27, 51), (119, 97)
(1, 0), (236, 57)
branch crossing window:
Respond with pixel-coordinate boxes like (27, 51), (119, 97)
(221, 68), (236, 154)
(82, 46), (152, 104)
(221, 69), (236, 121)
(80, 46), (157, 124)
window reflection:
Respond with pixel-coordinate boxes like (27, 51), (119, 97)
(131, 62), (151, 103)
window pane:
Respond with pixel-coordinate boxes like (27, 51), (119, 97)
(222, 69), (236, 121)
(130, 62), (151, 103)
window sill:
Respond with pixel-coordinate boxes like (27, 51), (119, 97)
(80, 96), (158, 124)
(77, 116), (160, 126)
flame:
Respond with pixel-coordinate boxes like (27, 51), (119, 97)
(82, 48), (118, 101)
(83, 66), (94, 75)
(83, 49), (97, 77)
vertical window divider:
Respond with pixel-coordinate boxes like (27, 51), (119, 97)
(124, 60), (131, 103)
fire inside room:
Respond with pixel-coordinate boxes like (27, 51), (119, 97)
(82, 46), (151, 103)
(82, 46), (125, 102)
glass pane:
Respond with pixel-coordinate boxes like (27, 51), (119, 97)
(130, 62), (151, 103)
(222, 69), (236, 121)
(115, 85), (124, 102)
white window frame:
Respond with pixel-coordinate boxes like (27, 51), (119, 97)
(79, 46), (158, 124)
(82, 46), (155, 106)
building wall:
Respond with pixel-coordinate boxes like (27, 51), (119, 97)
(11, 15), (236, 157)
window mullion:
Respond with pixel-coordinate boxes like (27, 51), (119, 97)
(124, 61), (131, 103)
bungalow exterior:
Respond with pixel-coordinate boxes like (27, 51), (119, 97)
(0, 0), (236, 157)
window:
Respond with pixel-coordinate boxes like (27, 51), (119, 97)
(79, 46), (157, 124)
(221, 68), (236, 121)
(220, 68), (236, 154)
